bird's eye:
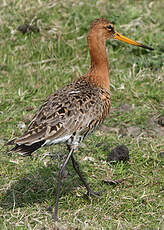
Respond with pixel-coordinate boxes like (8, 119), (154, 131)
(106, 25), (113, 31)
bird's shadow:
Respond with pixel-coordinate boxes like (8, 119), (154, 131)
(0, 164), (80, 211)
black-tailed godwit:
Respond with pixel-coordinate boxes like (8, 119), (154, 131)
(8, 18), (153, 221)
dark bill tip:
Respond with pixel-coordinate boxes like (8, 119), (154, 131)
(139, 44), (154, 51)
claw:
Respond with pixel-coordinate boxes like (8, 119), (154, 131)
(52, 213), (59, 222)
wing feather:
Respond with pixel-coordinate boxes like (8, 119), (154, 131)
(8, 80), (110, 150)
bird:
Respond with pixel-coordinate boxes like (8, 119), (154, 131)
(7, 18), (153, 221)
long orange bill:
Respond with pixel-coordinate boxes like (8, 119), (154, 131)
(114, 31), (154, 50)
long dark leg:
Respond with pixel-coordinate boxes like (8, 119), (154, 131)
(52, 148), (74, 221)
(71, 154), (104, 196)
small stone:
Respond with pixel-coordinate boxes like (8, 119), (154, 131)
(0, 138), (6, 145)
(79, 143), (87, 148)
(46, 206), (53, 212)
(25, 106), (34, 111)
(17, 121), (26, 129)
(17, 24), (30, 34)
(127, 126), (140, 137)
(107, 145), (129, 163)
(17, 23), (40, 34)
(119, 103), (133, 111)
(158, 116), (164, 127)
(158, 152), (164, 158)
(96, 142), (105, 147)
(83, 156), (95, 162)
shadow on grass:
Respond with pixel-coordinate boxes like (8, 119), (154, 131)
(0, 165), (80, 210)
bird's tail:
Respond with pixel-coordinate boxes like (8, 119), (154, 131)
(7, 140), (45, 156)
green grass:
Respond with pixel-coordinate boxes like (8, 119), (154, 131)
(0, 0), (164, 229)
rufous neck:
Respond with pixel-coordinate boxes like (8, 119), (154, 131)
(87, 33), (110, 90)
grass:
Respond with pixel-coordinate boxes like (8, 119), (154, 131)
(0, 0), (164, 229)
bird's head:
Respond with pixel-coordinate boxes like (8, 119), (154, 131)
(89, 18), (153, 50)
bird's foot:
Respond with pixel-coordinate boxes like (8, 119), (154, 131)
(52, 213), (59, 222)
